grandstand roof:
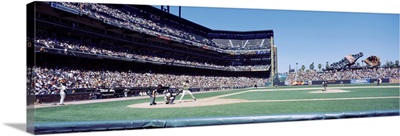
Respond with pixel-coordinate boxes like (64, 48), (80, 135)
(208, 30), (274, 39)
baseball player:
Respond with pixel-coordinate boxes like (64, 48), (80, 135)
(377, 78), (382, 86)
(322, 81), (328, 91)
(178, 80), (196, 103)
(274, 84), (279, 90)
(163, 87), (180, 104)
(123, 88), (129, 97)
(53, 81), (67, 105)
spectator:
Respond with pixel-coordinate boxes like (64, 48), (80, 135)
(33, 66), (269, 94)
(35, 37), (270, 72)
(286, 68), (399, 83)
(52, 2), (271, 51)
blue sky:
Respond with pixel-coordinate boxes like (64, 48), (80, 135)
(156, 5), (399, 73)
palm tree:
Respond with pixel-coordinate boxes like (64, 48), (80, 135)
(325, 61), (329, 69)
(386, 60), (390, 67)
(309, 62), (314, 71)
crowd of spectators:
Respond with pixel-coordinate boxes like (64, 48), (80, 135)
(35, 37), (270, 71)
(31, 2), (273, 97)
(52, 2), (270, 51)
(56, 2), (214, 49)
(33, 67), (268, 95)
(286, 68), (400, 83)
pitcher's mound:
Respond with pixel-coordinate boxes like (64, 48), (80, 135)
(127, 98), (247, 108)
(309, 89), (349, 93)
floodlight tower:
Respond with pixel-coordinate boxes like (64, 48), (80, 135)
(161, 5), (182, 17)
(270, 37), (278, 87)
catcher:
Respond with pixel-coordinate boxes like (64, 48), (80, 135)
(163, 86), (181, 104)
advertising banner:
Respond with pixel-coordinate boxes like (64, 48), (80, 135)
(350, 79), (370, 84)
(389, 78), (400, 83)
(291, 81), (305, 85)
(312, 80), (350, 85)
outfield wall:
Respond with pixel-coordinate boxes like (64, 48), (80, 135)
(276, 78), (394, 86)
(312, 78), (389, 85)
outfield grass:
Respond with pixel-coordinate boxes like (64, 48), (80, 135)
(225, 88), (399, 100)
(34, 85), (399, 122)
(267, 83), (398, 89)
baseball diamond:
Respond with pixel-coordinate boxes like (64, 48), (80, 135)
(33, 84), (399, 122)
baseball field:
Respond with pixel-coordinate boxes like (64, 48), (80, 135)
(33, 83), (399, 123)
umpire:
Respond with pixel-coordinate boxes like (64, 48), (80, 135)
(149, 84), (162, 106)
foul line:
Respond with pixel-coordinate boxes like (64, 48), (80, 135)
(247, 96), (400, 103)
(249, 86), (400, 92)
(206, 86), (399, 99)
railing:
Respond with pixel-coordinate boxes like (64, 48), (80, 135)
(36, 46), (270, 72)
(47, 2), (271, 53)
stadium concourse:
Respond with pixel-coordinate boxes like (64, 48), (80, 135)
(35, 37), (270, 72)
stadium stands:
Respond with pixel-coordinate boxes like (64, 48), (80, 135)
(286, 68), (400, 83)
(32, 67), (268, 95)
(35, 37), (270, 71)
(29, 2), (273, 97)
(52, 2), (216, 49)
(50, 2), (272, 51)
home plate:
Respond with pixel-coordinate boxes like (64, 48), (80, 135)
(127, 98), (247, 108)
(309, 89), (349, 93)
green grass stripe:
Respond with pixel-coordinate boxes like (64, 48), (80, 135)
(224, 87), (399, 100)
(247, 96), (399, 103)
(35, 88), (250, 110)
(267, 83), (399, 89)
(34, 98), (399, 122)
